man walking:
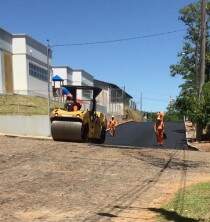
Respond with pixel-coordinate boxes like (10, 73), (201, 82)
(108, 116), (117, 136)
(154, 112), (165, 146)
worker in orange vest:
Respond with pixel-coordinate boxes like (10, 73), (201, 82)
(154, 112), (165, 146)
(108, 116), (117, 136)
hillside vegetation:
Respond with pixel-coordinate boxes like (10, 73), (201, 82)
(0, 94), (49, 115)
(126, 109), (143, 121)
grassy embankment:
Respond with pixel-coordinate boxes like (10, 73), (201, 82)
(126, 108), (143, 121)
(0, 94), (61, 115)
(0, 95), (143, 120)
(155, 182), (210, 222)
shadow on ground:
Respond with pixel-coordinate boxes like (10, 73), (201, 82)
(126, 151), (206, 170)
(148, 208), (199, 222)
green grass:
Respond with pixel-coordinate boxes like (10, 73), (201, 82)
(0, 94), (62, 115)
(155, 182), (210, 222)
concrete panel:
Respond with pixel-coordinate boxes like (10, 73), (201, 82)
(12, 54), (28, 92)
(72, 71), (82, 85)
(0, 115), (51, 137)
(12, 37), (26, 54)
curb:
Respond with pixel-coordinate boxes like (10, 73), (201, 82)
(0, 120), (135, 141)
(0, 133), (52, 141)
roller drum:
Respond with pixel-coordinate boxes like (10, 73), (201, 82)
(51, 120), (83, 142)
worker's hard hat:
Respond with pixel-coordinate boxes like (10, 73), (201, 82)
(112, 115), (114, 118)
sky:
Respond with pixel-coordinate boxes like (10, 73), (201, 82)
(0, 0), (196, 111)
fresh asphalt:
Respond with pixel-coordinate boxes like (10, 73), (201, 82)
(105, 121), (187, 149)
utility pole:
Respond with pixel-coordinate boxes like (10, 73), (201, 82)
(140, 92), (143, 111)
(122, 85), (125, 116)
(199, 0), (207, 97)
(196, 0), (207, 140)
(47, 40), (51, 120)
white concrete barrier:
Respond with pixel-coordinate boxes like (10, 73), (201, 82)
(0, 115), (51, 137)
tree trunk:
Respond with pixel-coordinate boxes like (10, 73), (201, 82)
(206, 123), (210, 139)
(196, 122), (203, 141)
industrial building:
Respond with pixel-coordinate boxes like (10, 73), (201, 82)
(52, 66), (73, 87)
(0, 28), (13, 94)
(94, 79), (133, 115)
(0, 26), (135, 116)
(0, 27), (51, 97)
(52, 68), (94, 99)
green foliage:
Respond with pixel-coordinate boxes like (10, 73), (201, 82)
(170, 1), (210, 127)
(203, 81), (210, 102)
(146, 112), (157, 121)
(165, 99), (183, 121)
(164, 113), (182, 122)
(175, 93), (206, 124)
(203, 82), (210, 123)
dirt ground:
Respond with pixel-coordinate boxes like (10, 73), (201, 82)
(0, 136), (210, 222)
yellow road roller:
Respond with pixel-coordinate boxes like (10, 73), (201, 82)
(50, 85), (107, 143)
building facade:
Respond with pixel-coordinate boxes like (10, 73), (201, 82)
(94, 79), (133, 116)
(72, 69), (93, 87)
(52, 66), (73, 87)
(13, 34), (51, 96)
(0, 27), (51, 97)
(0, 28), (13, 94)
(72, 69), (94, 100)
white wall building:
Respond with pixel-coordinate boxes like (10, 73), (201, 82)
(0, 27), (51, 97)
(52, 66), (73, 87)
(0, 28), (13, 94)
(13, 34), (51, 96)
(72, 69), (93, 87)
(94, 79), (133, 116)
(72, 69), (94, 100)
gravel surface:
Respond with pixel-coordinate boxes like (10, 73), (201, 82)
(0, 136), (209, 222)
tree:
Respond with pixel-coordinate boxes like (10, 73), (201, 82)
(170, 1), (210, 139)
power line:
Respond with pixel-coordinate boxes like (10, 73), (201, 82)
(51, 29), (185, 47)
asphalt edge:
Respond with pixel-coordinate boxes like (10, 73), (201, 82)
(106, 119), (135, 132)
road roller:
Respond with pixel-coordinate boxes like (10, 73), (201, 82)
(50, 85), (107, 143)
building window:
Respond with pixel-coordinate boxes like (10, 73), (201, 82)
(111, 89), (123, 103)
(29, 63), (48, 82)
(82, 90), (92, 99)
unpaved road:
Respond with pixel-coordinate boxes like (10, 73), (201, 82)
(0, 136), (210, 222)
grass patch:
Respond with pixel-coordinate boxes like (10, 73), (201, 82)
(0, 94), (62, 115)
(153, 182), (210, 222)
